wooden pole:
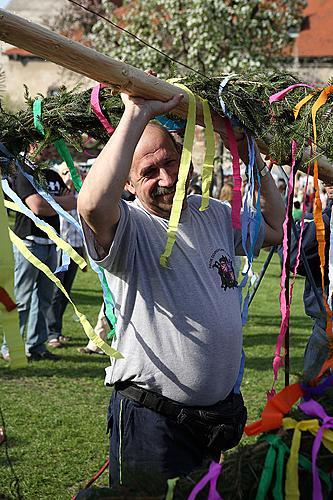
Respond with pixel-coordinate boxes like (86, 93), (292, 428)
(0, 9), (208, 126)
(1, 9), (333, 182)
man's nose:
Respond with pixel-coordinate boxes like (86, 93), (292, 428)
(159, 168), (175, 186)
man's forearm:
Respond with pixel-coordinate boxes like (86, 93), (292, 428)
(77, 107), (150, 249)
(254, 150), (285, 245)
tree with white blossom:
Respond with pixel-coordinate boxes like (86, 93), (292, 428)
(88, 0), (306, 76)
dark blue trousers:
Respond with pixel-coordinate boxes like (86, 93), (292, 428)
(108, 390), (217, 494)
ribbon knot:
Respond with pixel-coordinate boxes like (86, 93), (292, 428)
(188, 461), (223, 500)
(298, 399), (333, 500)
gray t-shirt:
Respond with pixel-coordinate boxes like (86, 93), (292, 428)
(82, 195), (265, 406)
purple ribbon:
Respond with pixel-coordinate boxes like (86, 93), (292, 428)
(301, 374), (333, 400)
(298, 399), (333, 500)
(188, 461), (223, 500)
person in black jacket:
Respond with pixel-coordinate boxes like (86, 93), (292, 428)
(290, 186), (333, 380)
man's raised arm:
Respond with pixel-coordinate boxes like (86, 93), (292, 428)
(77, 93), (183, 253)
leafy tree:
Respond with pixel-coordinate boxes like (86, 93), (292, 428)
(90, 0), (307, 76)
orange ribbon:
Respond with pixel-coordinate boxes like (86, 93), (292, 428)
(245, 383), (304, 436)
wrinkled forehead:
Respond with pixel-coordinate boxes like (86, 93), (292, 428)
(131, 123), (179, 171)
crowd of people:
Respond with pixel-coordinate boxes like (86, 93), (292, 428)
(1, 87), (332, 490)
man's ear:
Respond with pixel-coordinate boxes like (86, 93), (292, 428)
(125, 179), (136, 195)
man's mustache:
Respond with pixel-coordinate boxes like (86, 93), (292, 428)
(152, 185), (176, 197)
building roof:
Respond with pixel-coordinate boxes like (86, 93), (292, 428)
(297, 0), (333, 58)
(2, 47), (33, 56)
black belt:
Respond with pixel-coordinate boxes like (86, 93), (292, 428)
(114, 382), (234, 424)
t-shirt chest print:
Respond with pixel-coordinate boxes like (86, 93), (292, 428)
(209, 248), (238, 290)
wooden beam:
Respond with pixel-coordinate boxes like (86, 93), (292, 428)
(0, 9), (208, 126)
(1, 8), (333, 182)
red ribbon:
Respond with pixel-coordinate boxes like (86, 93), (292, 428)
(0, 287), (17, 312)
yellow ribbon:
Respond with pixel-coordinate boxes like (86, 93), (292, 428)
(283, 417), (333, 499)
(198, 98), (215, 212)
(9, 229), (123, 360)
(293, 86), (333, 338)
(160, 82), (196, 268)
(5, 200), (87, 270)
(0, 186), (27, 368)
(293, 93), (315, 120)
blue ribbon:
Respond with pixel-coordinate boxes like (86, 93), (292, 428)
(2, 178), (70, 273)
(155, 115), (186, 131)
(0, 143), (117, 335)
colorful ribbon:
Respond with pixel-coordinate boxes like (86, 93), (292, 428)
(198, 98), (215, 212)
(283, 416), (333, 499)
(270, 141), (297, 395)
(223, 119), (242, 230)
(160, 82), (196, 268)
(9, 229), (122, 359)
(4, 199), (87, 270)
(269, 83), (315, 105)
(188, 461), (223, 500)
(257, 433), (331, 500)
(165, 477), (179, 500)
(298, 399), (333, 500)
(293, 87), (333, 347)
(245, 383), (304, 436)
(301, 373), (333, 399)
(256, 434), (289, 500)
(33, 98), (83, 193)
(90, 83), (115, 136)
(0, 183), (27, 368)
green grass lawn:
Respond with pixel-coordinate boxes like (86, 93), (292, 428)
(0, 252), (311, 499)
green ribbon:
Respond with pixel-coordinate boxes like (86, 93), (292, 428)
(32, 98), (117, 338)
(165, 477), (179, 500)
(256, 434), (331, 500)
(54, 139), (83, 193)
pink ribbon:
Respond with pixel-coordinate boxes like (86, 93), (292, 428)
(225, 119), (242, 230)
(271, 140), (297, 389)
(269, 84), (315, 105)
(90, 83), (115, 135)
(298, 399), (333, 500)
(188, 461), (223, 500)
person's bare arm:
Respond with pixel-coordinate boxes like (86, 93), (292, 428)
(25, 192), (76, 216)
(78, 92), (183, 254)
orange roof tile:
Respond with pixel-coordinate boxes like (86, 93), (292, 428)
(2, 47), (34, 56)
(297, 0), (333, 57)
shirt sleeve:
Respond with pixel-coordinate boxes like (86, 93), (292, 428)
(80, 199), (136, 273)
(13, 171), (36, 202)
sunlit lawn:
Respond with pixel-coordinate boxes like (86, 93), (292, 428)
(0, 251), (311, 499)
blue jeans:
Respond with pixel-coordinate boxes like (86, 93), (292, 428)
(107, 391), (218, 494)
(303, 318), (330, 381)
(48, 247), (83, 340)
(1, 242), (57, 357)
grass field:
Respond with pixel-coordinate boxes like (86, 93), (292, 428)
(0, 251), (311, 499)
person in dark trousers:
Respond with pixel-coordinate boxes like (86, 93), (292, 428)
(290, 185), (333, 381)
(1, 163), (76, 361)
(78, 89), (284, 490)
(47, 163), (84, 348)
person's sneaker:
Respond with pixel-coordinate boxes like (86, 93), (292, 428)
(77, 346), (105, 355)
(28, 350), (60, 361)
(1, 353), (10, 362)
(47, 339), (62, 348)
(59, 335), (71, 343)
